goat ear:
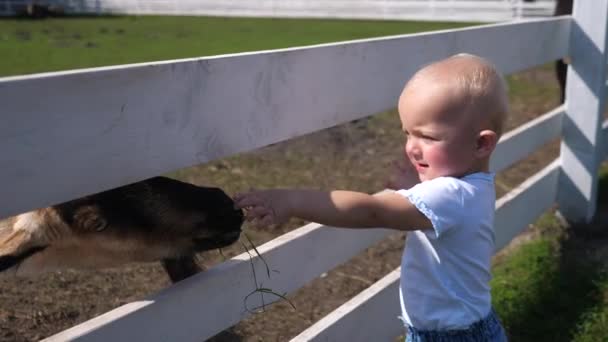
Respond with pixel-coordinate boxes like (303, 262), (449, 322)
(73, 206), (107, 232)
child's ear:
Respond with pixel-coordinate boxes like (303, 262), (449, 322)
(475, 130), (498, 158)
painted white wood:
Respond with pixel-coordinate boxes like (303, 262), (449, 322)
(495, 159), (559, 251)
(490, 105), (563, 173)
(291, 268), (402, 342)
(289, 160), (560, 341)
(557, 0), (608, 223)
(0, 0), (556, 22)
(43, 220), (397, 341)
(0, 18), (570, 220)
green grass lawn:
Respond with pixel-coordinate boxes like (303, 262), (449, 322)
(492, 187), (608, 341)
(0, 15), (476, 76)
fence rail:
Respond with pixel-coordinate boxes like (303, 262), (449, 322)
(0, 0), (556, 22)
(3, 1), (608, 340)
(0, 17), (569, 221)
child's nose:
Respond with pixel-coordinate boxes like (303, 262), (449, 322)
(406, 139), (421, 157)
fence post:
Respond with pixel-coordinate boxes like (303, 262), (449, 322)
(557, 0), (608, 223)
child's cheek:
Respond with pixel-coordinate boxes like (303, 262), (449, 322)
(427, 147), (460, 174)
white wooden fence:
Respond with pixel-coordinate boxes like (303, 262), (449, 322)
(0, 0), (556, 22)
(0, 0), (605, 340)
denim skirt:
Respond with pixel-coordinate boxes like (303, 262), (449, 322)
(405, 309), (508, 342)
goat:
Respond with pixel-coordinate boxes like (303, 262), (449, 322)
(0, 177), (244, 282)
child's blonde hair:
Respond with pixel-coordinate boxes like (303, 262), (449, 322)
(407, 53), (509, 137)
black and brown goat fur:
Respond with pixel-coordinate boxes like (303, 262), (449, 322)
(0, 177), (243, 283)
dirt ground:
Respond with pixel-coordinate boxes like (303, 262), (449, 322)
(0, 66), (567, 341)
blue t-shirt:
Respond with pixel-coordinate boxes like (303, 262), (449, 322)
(396, 172), (496, 330)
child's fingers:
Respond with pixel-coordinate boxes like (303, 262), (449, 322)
(234, 194), (262, 209)
(232, 193), (245, 208)
(245, 206), (270, 221)
(233, 188), (258, 203)
(257, 214), (277, 228)
(233, 190), (282, 228)
(247, 213), (272, 229)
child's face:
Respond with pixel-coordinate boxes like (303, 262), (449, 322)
(398, 83), (480, 182)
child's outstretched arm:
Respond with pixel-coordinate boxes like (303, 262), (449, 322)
(233, 189), (431, 231)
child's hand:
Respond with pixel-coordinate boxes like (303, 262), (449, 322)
(233, 189), (290, 228)
(385, 157), (420, 190)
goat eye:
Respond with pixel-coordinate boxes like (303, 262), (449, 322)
(74, 207), (107, 232)
(90, 217), (107, 232)
(86, 217), (108, 232)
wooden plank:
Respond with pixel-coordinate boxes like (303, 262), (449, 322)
(494, 159), (560, 251)
(43, 221), (396, 341)
(291, 269), (402, 342)
(291, 160), (561, 340)
(490, 105), (563, 173)
(557, 0), (608, 223)
(0, 18), (570, 219)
